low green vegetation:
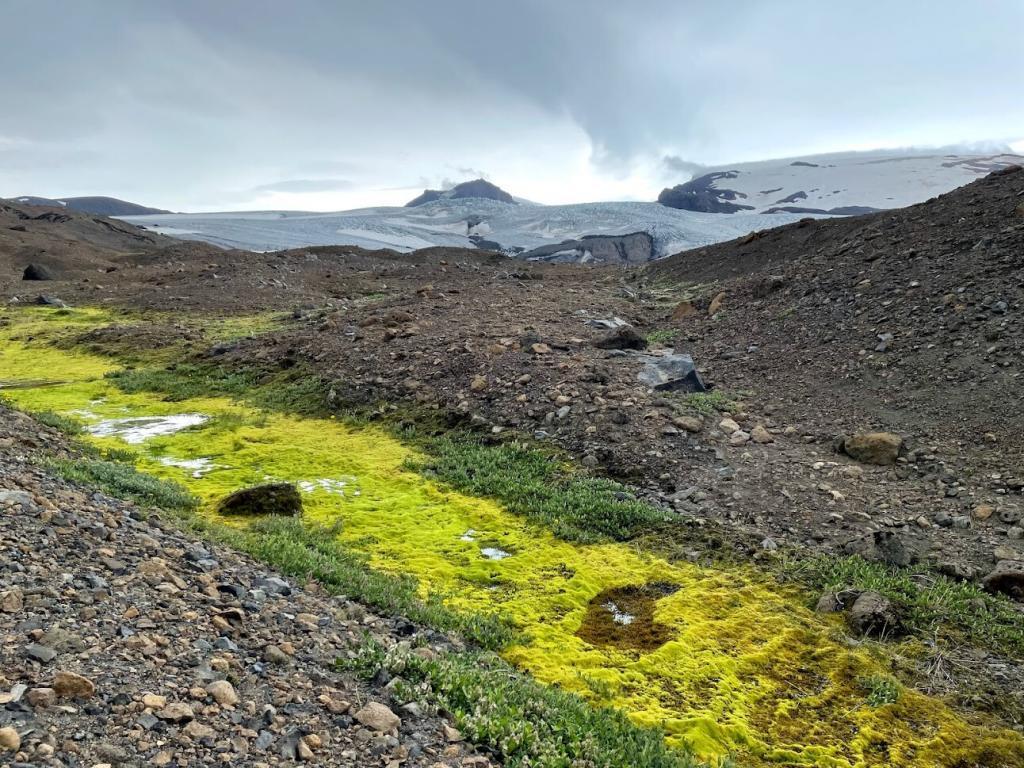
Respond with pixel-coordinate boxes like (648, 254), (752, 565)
(646, 328), (679, 346)
(218, 517), (516, 650)
(341, 640), (715, 768)
(677, 390), (740, 416)
(858, 674), (902, 708)
(410, 437), (671, 543)
(28, 408), (84, 435)
(787, 555), (1024, 657)
(50, 457), (198, 511)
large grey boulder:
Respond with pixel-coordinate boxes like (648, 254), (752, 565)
(637, 353), (706, 393)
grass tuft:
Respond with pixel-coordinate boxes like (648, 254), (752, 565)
(341, 640), (716, 768)
(787, 555), (1024, 657)
(50, 457), (198, 511)
(411, 437), (671, 543)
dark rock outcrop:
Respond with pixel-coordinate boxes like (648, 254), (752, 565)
(405, 179), (516, 207)
(22, 263), (54, 280)
(657, 171), (754, 214)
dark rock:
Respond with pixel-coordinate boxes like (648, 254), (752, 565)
(982, 560), (1024, 600)
(33, 295), (66, 308)
(216, 483), (302, 517)
(593, 326), (648, 351)
(843, 530), (916, 567)
(22, 263), (54, 281)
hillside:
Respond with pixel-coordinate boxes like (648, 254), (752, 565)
(3, 167), (1024, 767)
(7, 196), (171, 216)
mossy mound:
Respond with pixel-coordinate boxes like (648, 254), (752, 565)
(216, 483), (303, 517)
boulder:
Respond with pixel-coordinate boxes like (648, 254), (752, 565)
(216, 483), (302, 517)
(847, 591), (901, 637)
(982, 560), (1024, 600)
(637, 353), (706, 393)
(593, 326), (647, 351)
(842, 432), (903, 465)
(22, 263), (54, 280)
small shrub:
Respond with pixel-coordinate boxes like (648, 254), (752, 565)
(859, 674), (902, 707)
(341, 640), (711, 768)
(646, 329), (679, 346)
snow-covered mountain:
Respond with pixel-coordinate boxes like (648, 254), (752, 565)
(658, 150), (1023, 215)
(121, 149), (1022, 263)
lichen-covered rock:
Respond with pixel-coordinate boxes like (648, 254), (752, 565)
(843, 432), (903, 465)
(216, 483), (302, 517)
(847, 591), (902, 637)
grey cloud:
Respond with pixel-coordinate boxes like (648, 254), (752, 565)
(1, 1), (1022, 209)
(662, 156), (707, 180)
(250, 179), (354, 194)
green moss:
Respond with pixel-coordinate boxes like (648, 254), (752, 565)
(27, 409), (85, 435)
(209, 517), (516, 650)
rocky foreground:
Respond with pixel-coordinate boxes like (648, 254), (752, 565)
(0, 407), (493, 768)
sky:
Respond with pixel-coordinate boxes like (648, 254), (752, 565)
(1, 0), (1023, 212)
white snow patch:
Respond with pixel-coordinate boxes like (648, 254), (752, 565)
(87, 414), (207, 443)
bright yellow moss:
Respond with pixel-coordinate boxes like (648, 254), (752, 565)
(2, 307), (1022, 768)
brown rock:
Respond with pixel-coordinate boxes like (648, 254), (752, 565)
(183, 720), (215, 740)
(530, 343), (551, 354)
(1, 588), (23, 613)
(593, 326), (647, 351)
(847, 591), (902, 637)
(671, 300), (697, 320)
(27, 687), (56, 708)
(750, 424), (774, 444)
(353, 701), (400, 732)
(842, 432), (903, 465)
(469, 375), (488, 392)
(671, 415), (703, 433)
(156, 702), (195, 723)
(206, 680), (239, 708)
(972, 504), (995, 521)
(53, 671), (96, 699)
(0, 726), (20, 751)
(142, 693), (167, 709)
(708, 291), (727, 316)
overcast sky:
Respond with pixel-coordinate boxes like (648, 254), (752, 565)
(2, 1), (1022, 211)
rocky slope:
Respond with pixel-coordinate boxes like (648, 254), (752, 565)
(0, 405), (494, 767)
(6, 196), (171, 216)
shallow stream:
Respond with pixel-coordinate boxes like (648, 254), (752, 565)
(1, 307), (1021, 767)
